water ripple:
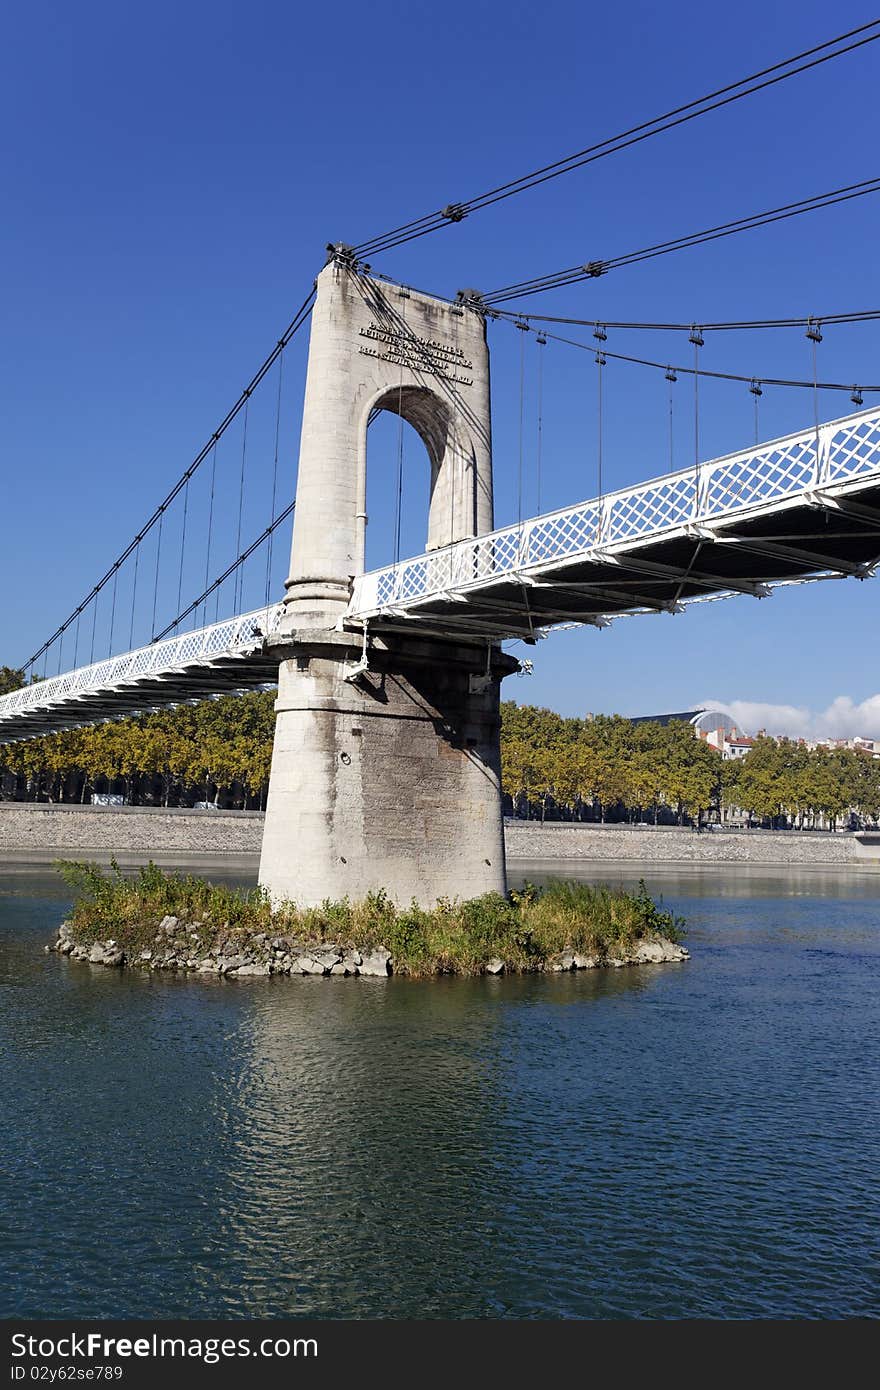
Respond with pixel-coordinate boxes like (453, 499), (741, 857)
(1, 872), (878, 1318)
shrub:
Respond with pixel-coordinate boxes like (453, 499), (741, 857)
(55, 862), (685, 977)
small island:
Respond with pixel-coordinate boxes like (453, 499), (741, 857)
(47, 861), (688, 978)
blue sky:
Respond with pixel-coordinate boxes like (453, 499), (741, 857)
(2, 0), (878, 733)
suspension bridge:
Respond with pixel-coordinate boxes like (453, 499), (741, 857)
(2, 259), (879, 904)
(2, 390), (878, 742)
(3, 23), (880, 903)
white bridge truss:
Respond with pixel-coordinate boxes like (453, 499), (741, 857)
(348, 404), (880, 641)
(0, 606), (284, 742)
(3, 405), (880, 742)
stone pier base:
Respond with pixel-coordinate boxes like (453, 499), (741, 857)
(258, 632), (517, 907)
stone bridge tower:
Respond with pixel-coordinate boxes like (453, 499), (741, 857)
(258, 254), (516, 907)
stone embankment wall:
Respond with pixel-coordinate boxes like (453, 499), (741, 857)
(1, 803), (876, 865)
(505, 822), (862, 864)
(0, 804), (263, 862)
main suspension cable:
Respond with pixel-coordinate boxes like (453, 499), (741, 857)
(352, 22), (880, 259)
(152, 501), (296, 643)
(482, 177), (880, 303)
(25, 287), (315, 674)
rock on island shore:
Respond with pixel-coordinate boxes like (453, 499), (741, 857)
(46, 915), (688, 978)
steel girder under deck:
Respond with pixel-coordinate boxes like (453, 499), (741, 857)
(347, 405), (880, 642)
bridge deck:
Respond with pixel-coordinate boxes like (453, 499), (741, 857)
(347, 404), (880, 641)
(3, 406), (880, 742)
(0, 608), (283, 742)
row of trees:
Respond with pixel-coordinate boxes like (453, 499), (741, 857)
(0, 666), (276, 808)
(2, 661), (878, 827)
(501, 706), (722, 824)
(727, 732), (880, 829)
(500, 704), (880, 829)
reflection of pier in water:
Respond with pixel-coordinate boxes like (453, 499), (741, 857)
(195, 968), (653, 1317)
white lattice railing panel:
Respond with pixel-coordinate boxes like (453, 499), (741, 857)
(481, 529), (521, 571)
(825, 413), (880, 481)
(376, 570), (397, 605)
(527, 501), (603, 560)
(0, 605), (284, 723)
(607, 473), (695, 542)
(704, 438), (816, 514)
(349, 403), (880, 619)
(397, 558), (430, 603)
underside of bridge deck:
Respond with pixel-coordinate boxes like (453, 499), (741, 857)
(0, 652), (279, 742)
(349, 481), (880, 643)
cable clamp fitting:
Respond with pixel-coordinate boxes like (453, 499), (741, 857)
(326, 242), (359, 271)
(456, 288), (487, 312)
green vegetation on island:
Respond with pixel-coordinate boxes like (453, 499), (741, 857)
(55, 860), (686, 978)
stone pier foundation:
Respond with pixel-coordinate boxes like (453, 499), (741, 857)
(258, 632), (515, 907)
(257, 257), (512, 907)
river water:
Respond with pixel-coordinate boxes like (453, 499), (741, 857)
(1, 861), (878, 1320)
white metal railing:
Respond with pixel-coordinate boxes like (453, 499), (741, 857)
(349, 404), (880, 616)
(6, 403), (880, 723)
(0, 604), (284, 722)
